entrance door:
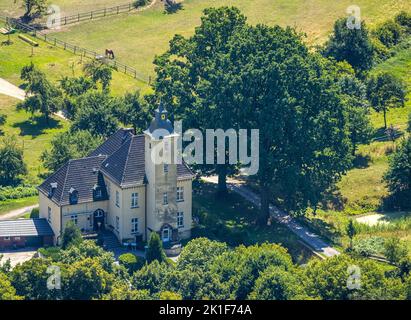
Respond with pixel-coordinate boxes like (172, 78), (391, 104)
(162, 226), (170, 242)
(93, 209), (105, 231)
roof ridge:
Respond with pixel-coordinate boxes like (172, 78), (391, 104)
(121, 136), (134, 186)
(60, 160), (71, 204)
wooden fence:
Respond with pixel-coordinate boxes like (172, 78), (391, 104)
(47, 2), (138, 27)
(0, 15), (149, 83)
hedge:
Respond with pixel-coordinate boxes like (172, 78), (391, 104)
(0, 186), (37, 201)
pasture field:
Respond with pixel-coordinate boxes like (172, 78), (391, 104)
(0, 28), (144, 95)
(0, 0), (129, 18)
(50, 0), (411, 78)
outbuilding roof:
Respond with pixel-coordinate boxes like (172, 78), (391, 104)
(0, 219), (54, 237)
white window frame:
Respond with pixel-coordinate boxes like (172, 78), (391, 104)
(176, 186), (184, 202)
(131, 218), (139, 234)
(163, 192), (168, 205)
(131, 192), (139, 208)
(3, 236), (10, 241)
(162, 226), (170, 242)
(116, 216), (120, 231)
(177, 211), (184, 228)
(14, 236), (21, 241)
(115, 191), (120, 207)
(70, 215), (78, 225)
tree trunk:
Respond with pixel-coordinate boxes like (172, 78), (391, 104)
(217, 165), (227, 196)
(383, 109), (387, 129)
(258, 187), (270, 226)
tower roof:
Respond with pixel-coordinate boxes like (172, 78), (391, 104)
(147, 101), (174, 138)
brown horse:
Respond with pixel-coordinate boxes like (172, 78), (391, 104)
(105, 49), (115, 59)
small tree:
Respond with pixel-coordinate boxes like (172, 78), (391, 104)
(145, 232), (166, 264)
(384, 238), (409, 265)
(118, 253), (145, 274)
(323, 18), (374, 72)
(346, 220), (357, 250)
(367, 72), (407, 129)
(18, 64), (62, 125)
(0, 135), (27, 186)
(83, 60), (112, 91)
(61, 221), (83, 249)
(384, 136), (411, 209)
(0, 114), (6, 136)
(22, 0), (47, 21)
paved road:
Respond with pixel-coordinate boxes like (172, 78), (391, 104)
(0, 204), (39, 221)
(203, 176), (340, 258)
(0, 78), (25, 100)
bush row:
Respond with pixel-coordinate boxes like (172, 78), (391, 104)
(0, 185), (37, 201)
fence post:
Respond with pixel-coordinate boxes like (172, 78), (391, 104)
(65, 16), (67, 25)
(64, 42), (66, 50)
(124, 66), (127, 73)
(74, 46), (76, 54)
(78, 13), (80, 22)
(104, 8), (106, 16)
(54, 38), (56, 46)
(117, 6), (119, 14)
(129, 3), (131, 11)
(91, 12), (93, 19)
(134, 70), (137, 78)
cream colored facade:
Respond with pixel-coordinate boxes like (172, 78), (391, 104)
(39, 122), (193, 245)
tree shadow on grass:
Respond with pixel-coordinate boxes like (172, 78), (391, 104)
(372, 126), (403, 142)
(12, 115), (62, 137)
(353, 153), (371, 169)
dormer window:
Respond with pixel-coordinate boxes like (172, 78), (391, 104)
(48, 182), (57, 198)
(69, 187), (78, 205)
(93, 184), (103, 200)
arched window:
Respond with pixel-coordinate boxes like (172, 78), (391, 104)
(69, 188), (78, 205)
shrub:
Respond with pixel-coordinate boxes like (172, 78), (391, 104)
(395, 11), (411, 33)
(118, 253), (145, 274)
(371, 37), (391, 62)
(38, 247), (62, 261)
(373, 20), (403, 48)
(352, 236), (385, 257)
(133, 0), (149, 8)
(384, 238), (409, 265)
(0, 185), (37, 201)
(30, 207), (39, 218)
(61, 221), (83, 249)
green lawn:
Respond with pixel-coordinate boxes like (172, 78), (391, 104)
(0, 196), (38, 216)
(0, 29), (145, 96)
(0, 94), (69, 184)
(193, 181), (315, 264)
(50, 0), (411, 79)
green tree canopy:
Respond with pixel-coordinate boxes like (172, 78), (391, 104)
(71, 91), (120, 138)
(154, 7), (247, 195)
(384, 136), (411, 209)
(367, 72), (407, 129)
(0, 135), (27, 186)
(145, 232), (167, 264)
(61, 221), (83, 250)
(83, 60), (112, 91)
(322, 17), (374, 72)
(41, 130), (103, 172)
(0, 272), (22, 300)
(18, 63), (62, 125)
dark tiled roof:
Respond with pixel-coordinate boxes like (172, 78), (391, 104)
(0, 219), (54, 237)
(101, 134), (193, 187)
(38, 156), (108, 206)
(38, 128), (194, 204)
(89, 128), (134, 157)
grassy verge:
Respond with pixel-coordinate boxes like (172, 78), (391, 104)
(193, 181), (315, 264)
(0, 196), (38, 216)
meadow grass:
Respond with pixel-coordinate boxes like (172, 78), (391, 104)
(0, 196), (38, 216)
(0, 29), (145, 96)
(49, 0), (411, 79)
